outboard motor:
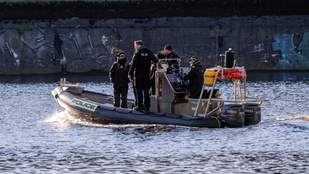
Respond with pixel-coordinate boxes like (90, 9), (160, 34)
(243, 102), (261, 125)
(220, 103), (245, 127)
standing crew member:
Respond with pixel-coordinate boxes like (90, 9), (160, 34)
(109, 52), (131, 108)
(128, 40), (159, 112)
(179, 56), (204, 98)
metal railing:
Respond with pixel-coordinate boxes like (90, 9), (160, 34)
(155, 58), (181, 72)
(194, 66), (268, 117)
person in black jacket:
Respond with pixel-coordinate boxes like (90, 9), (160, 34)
(128, 40), (159, 112)
(157, 45), (181, 72)
(109, 52), (131, 108)
(179, 56), (204, 98)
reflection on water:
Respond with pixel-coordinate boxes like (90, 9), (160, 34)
(0, 73), (109, 84)
(0, 72), (309, 173)
(247, 70), (309, 82)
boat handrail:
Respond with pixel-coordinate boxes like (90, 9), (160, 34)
(205, 102), (224, 117)
(156, 58), (181, 72)
(210, 98), (268, 103)
(157, 58), (181, 61)
(194, 65), (267, 116)
(59, 78), (84, 88)
(206, 66), (245, 71)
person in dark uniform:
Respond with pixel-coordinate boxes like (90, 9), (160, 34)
(128, 40), (159, 112)
(149, 45), (181, 95)
(109, 52), (131, 108)
(179, 56), (204, 98)
(157, 45), (181, 72)
(131, 76), (138, 108)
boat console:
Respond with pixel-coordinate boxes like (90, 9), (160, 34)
(149, 59), (189, 114)
(149, 59), (221, 115)
(165, 73), (187, 92)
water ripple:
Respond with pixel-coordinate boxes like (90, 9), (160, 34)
(1, 74), (309, 173)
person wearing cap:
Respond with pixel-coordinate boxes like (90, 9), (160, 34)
(179, 56), (204, 98)
(157, 45), (181, 71)
(109, 52), (131, 108)
(128, 40), (159, 112)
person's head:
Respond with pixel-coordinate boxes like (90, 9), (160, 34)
(188, 56), (198, 65)
(164, 45), (172, 54)
(116, 52), (126, 61)
(134, 40), (143, 51)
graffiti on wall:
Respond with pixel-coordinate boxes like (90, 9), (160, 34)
(297, 32), (309, 61)
(0, 24), (123, 74)
(272, 32), (309, 69)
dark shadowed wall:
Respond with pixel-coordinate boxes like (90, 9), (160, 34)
(0, 0), (309, 74)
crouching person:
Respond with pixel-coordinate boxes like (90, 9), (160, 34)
(179, 56), (204, 98)
(109, 52), (131, 108)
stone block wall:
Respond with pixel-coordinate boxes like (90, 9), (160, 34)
(0, 5), (309, 74)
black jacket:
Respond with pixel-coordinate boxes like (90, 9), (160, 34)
(109, 58), (131, 87)
(183, 60), (204, 95)
(129, 47), (159, 78)
(157, 51), (180, 66)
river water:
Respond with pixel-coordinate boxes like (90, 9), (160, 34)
(0, 71), (308, 173)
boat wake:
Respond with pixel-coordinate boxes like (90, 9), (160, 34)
(280, 116), (309, 121)
(279, 116), (309, 130)
(262, 115), (309, 122)
(45, 111), (121, 129)
(44, 111), (86, 130)
(45, 111), (186, 131)
(262, 115), (309, 131)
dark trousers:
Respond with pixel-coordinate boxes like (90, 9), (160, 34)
(189, 84), (203, 99)
(113, 86), (128, 108)
(134, 77), (150, 109)
(132, 80), (137, 107)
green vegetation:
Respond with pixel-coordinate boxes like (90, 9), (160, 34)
(14, 24), (37, 35)
(297, 24), (306, 27)
(73, 17), (79, 22)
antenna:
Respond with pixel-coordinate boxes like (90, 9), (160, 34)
(215, 34), (218, 66)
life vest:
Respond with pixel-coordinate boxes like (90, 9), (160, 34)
(163, 51), (175, 64)
(116, 62), (130, 72)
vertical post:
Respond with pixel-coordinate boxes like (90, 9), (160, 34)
(204, 71), (219, 117)
(243, 67), (247, 100)
(215, 34), (218, 66)
(155, 71), (161, 113)
(234, 79), (237, 101)
(244, 78), (247, 100)
(194, 84), (205, 117)
(238, 80), (242, 99)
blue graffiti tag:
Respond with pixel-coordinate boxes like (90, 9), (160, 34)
(272, 34), (309, 68)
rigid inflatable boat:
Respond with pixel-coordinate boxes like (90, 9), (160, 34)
(52, 52), (267, 128)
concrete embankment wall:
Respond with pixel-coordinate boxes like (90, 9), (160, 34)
(0, 1), (309, 74)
